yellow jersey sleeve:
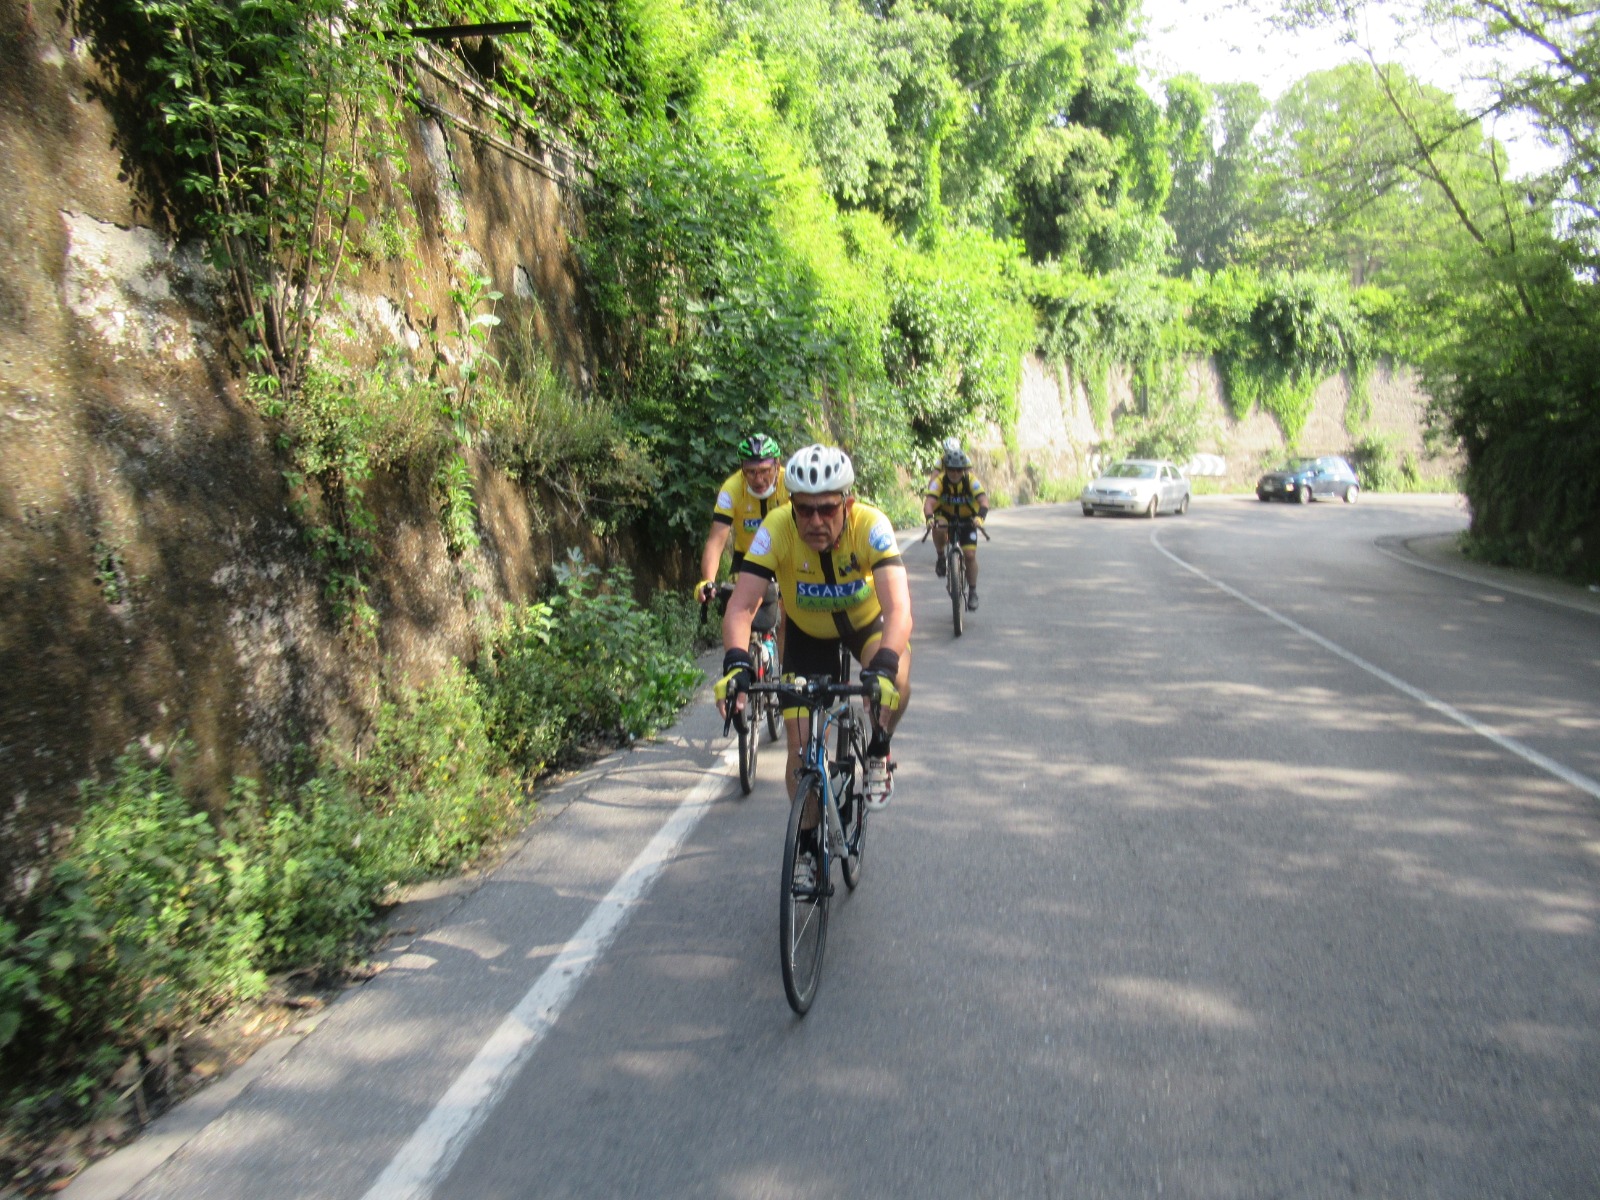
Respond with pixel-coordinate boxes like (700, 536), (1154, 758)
(712, 472), (740, 524)
(715, 472), (790, 557)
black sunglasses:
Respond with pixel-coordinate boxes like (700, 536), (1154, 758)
(793, 500), (843, 520)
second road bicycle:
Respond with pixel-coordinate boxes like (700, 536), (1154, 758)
(701, 582), (782, 794)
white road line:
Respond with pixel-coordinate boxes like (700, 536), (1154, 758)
(1151, 532), (1600, 803)
(360, 745), (739, 1200)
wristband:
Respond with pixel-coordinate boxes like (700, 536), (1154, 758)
(722, 647), (753, 675)
(867, 647), (900, 677)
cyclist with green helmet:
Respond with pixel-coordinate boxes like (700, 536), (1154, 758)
(923, 442), (988, 611)
(699, 432), (787, 633)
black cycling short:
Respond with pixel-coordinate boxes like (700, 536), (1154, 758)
(783, 616), (883, 682)
(937, 515), (980, 547)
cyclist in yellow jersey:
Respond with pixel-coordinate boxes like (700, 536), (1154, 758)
(697, 433), (788, 596)
(923, 442), (989, 611)
(697, 433), (786, 635)
(715, 444), (912, 809)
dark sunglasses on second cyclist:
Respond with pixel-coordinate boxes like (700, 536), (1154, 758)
(792, 500), (843, 520)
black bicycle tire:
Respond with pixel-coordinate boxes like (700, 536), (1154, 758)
(780, 772), (829, 1014)
(764, 651), (782, 742)
(737, 711), (757, 795)
(839, 706), (867, 891)
(949, 544), (964, 636)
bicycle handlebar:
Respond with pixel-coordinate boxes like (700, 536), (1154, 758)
(721, 674), (875, 737)
(921, 516), (991, 542)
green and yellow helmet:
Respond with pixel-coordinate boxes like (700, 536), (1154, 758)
(738, 433), (781, 463)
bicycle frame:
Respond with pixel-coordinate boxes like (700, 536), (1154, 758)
(801, 694), (860, 870)
(742, 677), (868, 866)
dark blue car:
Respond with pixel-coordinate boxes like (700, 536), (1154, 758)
(1256, 455), (1361, 504)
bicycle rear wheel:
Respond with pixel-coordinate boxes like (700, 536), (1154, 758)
(737, 710), (758, 795)
(780, 772), (830, 1014)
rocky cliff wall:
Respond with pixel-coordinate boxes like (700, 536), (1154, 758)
(982, 353), (1449, 501)
(0, 1), (602, 901)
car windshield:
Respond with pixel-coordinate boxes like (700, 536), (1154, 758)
(1273, 458), (1316, 472)
(1106, 463), (1156, 479)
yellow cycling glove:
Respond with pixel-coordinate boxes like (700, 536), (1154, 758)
(860, 647), (902, 711)
(863, 672), (901, 711)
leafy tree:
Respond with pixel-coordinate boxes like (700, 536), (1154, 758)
(1277, 0), (1598, 579)
(1253, 63), (1506, 289)
(1161, 77), (1269, 275)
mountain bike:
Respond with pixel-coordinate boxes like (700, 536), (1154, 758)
(737, 650), (875, 1015)
(921, 516), (989, 637)
(700, 582), (782, 795)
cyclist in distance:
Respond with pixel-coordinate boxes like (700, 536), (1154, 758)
(715, 444), (912, 808)
(923, 440), (989, 610)
(698, 433), (786, 636)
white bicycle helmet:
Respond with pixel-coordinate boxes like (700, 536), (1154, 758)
(785, 443), (855, 494)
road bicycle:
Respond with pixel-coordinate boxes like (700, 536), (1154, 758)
(700, 582), (782, 794)
(736, 650), (875, 1015)
(922, 515), (989, 637)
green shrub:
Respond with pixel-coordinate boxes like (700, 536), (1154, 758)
(0, 756), (268, 1121)
(225, 776), (391, 971)
(346, 667), (521, 876)
(1346, 432), (1400, 492)
(478, 554), (703, 774)
(1034, 474), (1089, 504)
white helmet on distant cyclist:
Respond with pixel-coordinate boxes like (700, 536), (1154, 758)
(785, 443), (855, 495)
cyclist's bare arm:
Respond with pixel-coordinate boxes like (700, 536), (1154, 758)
(874, 562), (913, 660)
(716, 570), (767, 718)
(698, 521), (733, 599)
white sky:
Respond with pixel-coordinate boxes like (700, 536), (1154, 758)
(1131, 0), (1562, 175)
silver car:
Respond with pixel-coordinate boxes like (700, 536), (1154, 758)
(1081, 459), (1192, 517)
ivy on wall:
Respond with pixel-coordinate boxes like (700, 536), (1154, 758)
(1035, 264), (1385, 455)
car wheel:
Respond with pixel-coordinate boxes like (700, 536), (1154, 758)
(1177, 493), (1189, 515)
(1296, 484), (1311, 504)
(1343, 484), (1359, 504)
(1082, 505), (1095, 516)
(1145, 495), (1158, 519)
(1257, 492), (1270, 502)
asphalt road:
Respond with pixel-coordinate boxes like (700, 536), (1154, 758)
(95, 496), (1600, 1200)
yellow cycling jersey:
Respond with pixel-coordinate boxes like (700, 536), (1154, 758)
(740, 501), (904, 640)
(713, 471), (790, 558)
(926, 470), (987, 519)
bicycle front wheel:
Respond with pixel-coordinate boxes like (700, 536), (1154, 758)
(836, 708), (868, 891)
(948, 547), (965, 637)
(780, 772), (830, 1015)
(737, 711), (758, 795)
